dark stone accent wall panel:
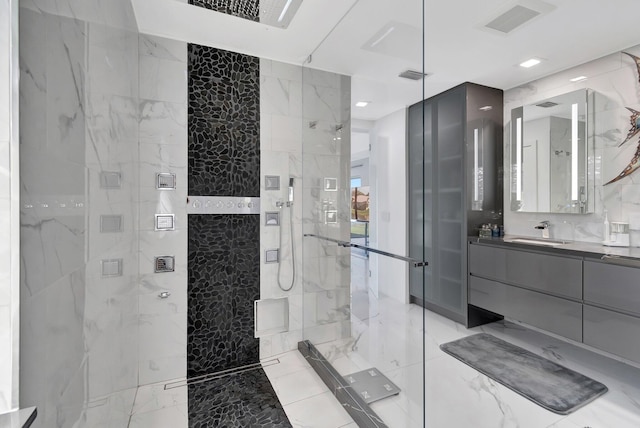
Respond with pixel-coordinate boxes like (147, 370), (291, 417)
(188, 369), (292, 428)
(188, 0), (259, 22)
(188, 214), (260, 376)
(188, 43), (260, 197)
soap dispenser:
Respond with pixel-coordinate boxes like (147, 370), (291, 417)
(603, 210), (610, 244)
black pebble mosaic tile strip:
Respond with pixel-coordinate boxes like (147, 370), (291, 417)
(188, 214), (260, 377)
(188, 0), (259, 22)
(188, 43), (260, 197)
(188, 368), (292, 428)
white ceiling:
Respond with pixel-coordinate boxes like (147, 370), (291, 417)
(133, 0), (640, 121)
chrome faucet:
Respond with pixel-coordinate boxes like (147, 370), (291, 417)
(535, 221), (550, 239)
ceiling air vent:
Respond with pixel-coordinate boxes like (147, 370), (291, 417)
(480, 0), (555, 35)
(399, 70), (429, 81)
(536, 101), (559, 108)
(485, 5), (540, 34)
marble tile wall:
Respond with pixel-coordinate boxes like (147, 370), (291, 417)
(504, 43), (640, 243)
(137, 33), (188, 386)
(0, 0), (18, 415)
(259, 59), (352, 358)
(19, 1), (142, 426)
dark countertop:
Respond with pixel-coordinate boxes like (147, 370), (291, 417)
(468, 235), (640, 262)
(0, 408), (37, 428)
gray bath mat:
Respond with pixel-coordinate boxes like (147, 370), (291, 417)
(440, 333), (608, 414)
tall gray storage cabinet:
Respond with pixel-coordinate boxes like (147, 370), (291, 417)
(408, 82), (503, 326)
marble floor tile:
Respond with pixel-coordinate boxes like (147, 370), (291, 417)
(128, 402), (188, 428)
(131, 381), (187, 415)
(268, 366), (329, 406)
(283, 391), (354, 428)
(261, 349), (311, 379)
(88, 295), (640, 428)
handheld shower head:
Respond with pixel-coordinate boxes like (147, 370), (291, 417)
(288, 178), (294, 203)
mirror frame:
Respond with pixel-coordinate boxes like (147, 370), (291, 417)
(510, 89), (595, 214)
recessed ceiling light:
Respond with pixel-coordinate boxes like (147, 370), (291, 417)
(277, 0), (294, 22)
(355, 101), (369, 108)
(570, 76), (587, 82)
(520, 58), (541, 68)
(479, 105), (493, 111)
(370, 26), (395, 48)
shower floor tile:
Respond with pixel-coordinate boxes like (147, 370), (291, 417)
(188, 369), (291, 428)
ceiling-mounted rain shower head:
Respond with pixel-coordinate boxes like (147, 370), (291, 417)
(191, 0), (302, 29)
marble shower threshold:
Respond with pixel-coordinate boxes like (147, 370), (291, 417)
(298, 340), (387, 428)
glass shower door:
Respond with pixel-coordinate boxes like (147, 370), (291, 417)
(299, 0), (427, 426)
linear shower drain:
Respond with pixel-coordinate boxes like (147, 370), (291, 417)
(344, 368), (401, 404)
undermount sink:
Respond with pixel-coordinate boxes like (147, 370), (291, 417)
(505, 237), (569, 247)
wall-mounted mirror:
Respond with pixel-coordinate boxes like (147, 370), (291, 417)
(510, 89), (594, 214)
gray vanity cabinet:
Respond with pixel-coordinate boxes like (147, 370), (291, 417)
(504, 250), (582, 300)
(468, 242), (583, 342)
(583, 260), (640, 362)
(469, 242), (640, 364)
(584, 260), (640, 315)
(469, 275), (582, 341)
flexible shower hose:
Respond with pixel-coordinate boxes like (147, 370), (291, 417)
(277, 204), (295, 291)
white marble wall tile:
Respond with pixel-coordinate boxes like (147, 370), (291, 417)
(138, 354), (186, 386)
(139, 100), (187, 145)
(139, 144), (187, 186)
(20, 212), (85, 298)
(87, 28), (138, 98)
(138, 194), (187, 233)
(137, 34), (187, 386)
(0, 305), (11, 411)
(0, 2), (8, 144)
(139, 34), (187, 63)
(0, 197), (10, 305)
(76, 387), (137, 428)
(139, 313), (186, 362)
(303, 84), (342, 123)
(86, 93), (139, 151)
(261, 59), (303, 83)
(270, 114), (303, 153)
(45, 16), (86, 167)
(139, 56), (187, 104)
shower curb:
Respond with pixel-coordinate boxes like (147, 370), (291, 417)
(297, 340), (388, 428)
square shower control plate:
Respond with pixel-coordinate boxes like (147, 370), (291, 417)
(344, 368), (401, 404)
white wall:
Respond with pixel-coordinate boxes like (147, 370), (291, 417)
(369, 108), (407, 303)
(0, 0), (18, 414)
(505, 44), (640, 243)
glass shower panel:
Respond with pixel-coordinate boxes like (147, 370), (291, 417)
(300, 0), (426, 426)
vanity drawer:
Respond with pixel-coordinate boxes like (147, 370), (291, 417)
(504, 250), (582, 300)
(469, 276), (582, 342)
(584, 305), (640, 364)
(584, 260), (640, 316)
(468, 243), (506, 281)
